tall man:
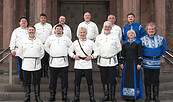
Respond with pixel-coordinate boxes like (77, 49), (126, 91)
(9, 17), (28, 84)
(34, 13), (52, 78)
(45, 24), (72, 102)
(141, 22), (166, 102)
(52, 16), (72, 39)
(95, 21), (122, 102)
(123, 13), (146, 41)
(77, 12), (99, 41)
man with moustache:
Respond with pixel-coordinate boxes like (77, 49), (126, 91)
(45, 24), (72, 102)
(123, 13), (146, 41)
(34, 13), (52, 78)
(95, 21), (122, 102)
(52, 16), (72, 39)
(9, 16), (28, 84)
(77, 12), (99, 41)
(141, 22), (166, 102)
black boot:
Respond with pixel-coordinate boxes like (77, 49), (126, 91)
(88, 84), (96, 102)
(34, 85), (43, 102)
(153, 85), (160, 102)
(110, 84), (117, 102)
(72, 85), (80, 102)
(24, 85), (30, 102)
(44, 65), (49, 78)
(62, 88), (70, 102)
(145, 85), (151, 102)
(100, 84), (110, 102)
(48, 90), (56, 102)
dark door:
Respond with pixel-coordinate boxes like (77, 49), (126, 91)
(60, 1), (109, 41)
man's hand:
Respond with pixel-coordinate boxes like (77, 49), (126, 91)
(11, 51), (16, 56)
(137, 65), (141, 70)
(85, 56), (91, 61)
(75, 55), (80, 60)
(120, 64), (124, 70)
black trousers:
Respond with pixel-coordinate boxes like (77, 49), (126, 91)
(23, 69), (41, 85)
(144, 68), (160, 86)
(41, 51), (49, 66)
(17, 56), (23, 80)
(99, 66), (117, 85)
(74, 69), (93, 85)
(49, 67), (68, 90)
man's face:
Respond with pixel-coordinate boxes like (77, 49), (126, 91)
(108, 15), (116, 25)
(59, 16), (66, 25)
(55, 26), (63, 35)
(79, 30), (87, 40)
(84, 12), (91, 22)
(127, 15), (135, 23)
(103, 25), (112, 34)
(28, 27), (35, 38)
(19, 18), (28, 28)
(147, 26), (156, 37)
(40, 16), (46, 24)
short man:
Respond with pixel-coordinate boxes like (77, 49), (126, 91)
(34, 13), (52, 78)
(123, 13), (146, 41)
(52, 16), (72, 39)
(9, 16), (28, 84)
(45, 24), (72, 102)
(19, 26), (44, 102)
(77, 12), (99, 41)
(95, 21), (122, 102)
(141, 22), (166, 102)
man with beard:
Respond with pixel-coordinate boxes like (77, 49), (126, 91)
(95, 21), (122, 102)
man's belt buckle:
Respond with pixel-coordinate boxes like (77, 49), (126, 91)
(153, 56), (157, 60)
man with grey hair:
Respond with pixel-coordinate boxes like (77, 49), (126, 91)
(77, 12), (99, 41)
(95, 21), (122, 102)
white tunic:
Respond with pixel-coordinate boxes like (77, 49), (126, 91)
(68, 39), (98, 69)
(101, 24), (122, 41)
(52, 24), (72, 39)
(95, 33), (122, 67)
(44, 34), (72, 68)
(9, 27), (28, 56)
(77, 21), (99, 41)
(34, 22), (52, 44)
(18, 37), (44, 71)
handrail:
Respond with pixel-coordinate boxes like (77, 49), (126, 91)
(162, 55), (173, 64)
(0, 53), (11, 62)
(0, 47), (10, 55)
(162, 50), (173, 65)
(167, 49), (173, 53)
(166, 51), (173, 58)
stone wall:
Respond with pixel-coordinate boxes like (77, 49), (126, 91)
(0, 0), (3, 49)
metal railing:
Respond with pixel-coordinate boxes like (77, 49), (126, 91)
(162, 50), (173, 65)
(0, 47), (13, 85)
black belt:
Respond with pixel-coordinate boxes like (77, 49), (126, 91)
(144, 56), (160, 59)
(79, 57), (86, 60)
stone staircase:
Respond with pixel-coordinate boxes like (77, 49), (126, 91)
(0, 67), (173, 102)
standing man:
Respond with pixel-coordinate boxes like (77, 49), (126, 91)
(95, 21), (122, 102)
(45, 24), (72, 102)
(52, 16), (72, 39)
(77, 12), (99, 41)
(19, 26), (44, 102)
(34, 13), (52, 78)
(123, 13), (146, 41)
(9, 16), (28, 84)
(141, 22), (166, 102)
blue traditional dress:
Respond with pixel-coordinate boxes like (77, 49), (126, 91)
(123, 22), (146, 41)
(140, 34), (166, 69)
(120, 39), (143, 100)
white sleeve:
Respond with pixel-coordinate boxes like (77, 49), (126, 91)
(91, 42), (98, 59)
(44, 37), (50, 54)
(9, 29), (17, 51)
(68, 42), (75, 58)
(40, 43), (45, 59)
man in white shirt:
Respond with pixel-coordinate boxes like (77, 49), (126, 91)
(69, 27), (98, 102)
(52, 16), (72, 39)
(77, 12), (99, 41)
(18, 26), (44, 102)
(45, 24), (72, 102)
(34, 13), (52, 78)
(9, 16), (28, 85)
(95, 21), (122, 102)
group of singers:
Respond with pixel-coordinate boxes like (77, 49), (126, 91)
(9, 12), (166, 102)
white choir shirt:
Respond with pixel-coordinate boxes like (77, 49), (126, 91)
(18, 37), (44, 71)
(34, 22), (52, 44)
(9, 27), (28, 56)
(77, 21), (99, 41)
(52, 24), (72, 39)
(68, 39), (98, 69)
(44, 34), (72, 68)
(95, 32), (122, 67)
(101, 24), (122, 41)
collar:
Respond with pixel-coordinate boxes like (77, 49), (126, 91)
(28, 37), (36, 41)
(20, 27), (27, 30)
(128, 38), (136, 43)
(40, 22), (46, 26)
(84, 21), (90, 24)
(55, 34), (63, 37)
(79, 38), (87, 41)
(147, 34), (155, 39)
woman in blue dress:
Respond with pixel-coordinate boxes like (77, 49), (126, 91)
(120, 30), (143, 102)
